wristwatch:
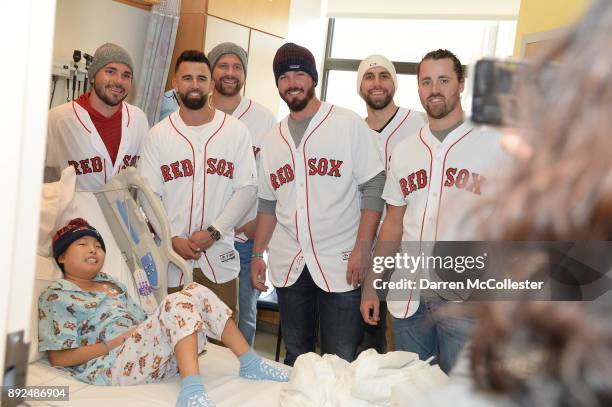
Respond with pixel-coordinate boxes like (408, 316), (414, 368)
(207, 225), (221, 241)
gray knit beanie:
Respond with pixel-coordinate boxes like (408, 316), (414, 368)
(88, 43), (134, 81)
(208, 42), (248, 75)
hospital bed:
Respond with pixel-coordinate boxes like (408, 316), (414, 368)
(28, 167), (287, 406)
(26, 344), (284, 407)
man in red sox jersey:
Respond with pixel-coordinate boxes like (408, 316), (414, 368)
(207, 42), (277, 346)
(361, 49), (508, 373)
(358, 54), (427, 170)
(251, 43), (385, 366)
(46, 43), (149, 190)
(356, 54), (427, 354)
(139, 51), (257, 317)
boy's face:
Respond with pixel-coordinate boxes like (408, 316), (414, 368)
(58, 235), (105, 279)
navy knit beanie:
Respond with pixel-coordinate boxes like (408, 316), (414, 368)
(273, 43), (318, 86)
(52, 218), (106, 264)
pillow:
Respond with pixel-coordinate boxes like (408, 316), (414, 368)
(29, 256), (62, 363)
(37, 167), (76, 257)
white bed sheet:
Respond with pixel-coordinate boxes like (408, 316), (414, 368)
(27, 343), (287, 406)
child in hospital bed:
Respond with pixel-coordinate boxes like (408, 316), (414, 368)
(38, 218), (289, 407)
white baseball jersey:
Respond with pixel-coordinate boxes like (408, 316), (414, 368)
(232, 97), (277, 243)
(46, 101), (149, 190)
(382, 121), (508, 318)
(139, 110), (257, 285)
(374, 107), (427, 171)
(258, 102), (384, 293)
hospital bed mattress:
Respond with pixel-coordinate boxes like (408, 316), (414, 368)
(27, 343), (287, 406)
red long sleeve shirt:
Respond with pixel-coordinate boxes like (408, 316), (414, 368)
(75, 92), (122, 165)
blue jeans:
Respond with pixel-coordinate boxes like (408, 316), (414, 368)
(358, 301), (387, 354)
(392, 297), (473, 373)
(276, 268), (364, 366)
(235, 239), (260, 346)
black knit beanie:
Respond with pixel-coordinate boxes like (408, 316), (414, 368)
(273, 42), (318, 86)
(52, 218), (106, 265)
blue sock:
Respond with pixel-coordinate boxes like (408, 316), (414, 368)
(239, 349), (290, 382)
(176, 375), (215, 407)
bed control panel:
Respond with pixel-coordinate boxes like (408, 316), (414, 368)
(140, 252), (158, 286)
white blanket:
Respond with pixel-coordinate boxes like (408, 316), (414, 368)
(280, 350), (448, 407)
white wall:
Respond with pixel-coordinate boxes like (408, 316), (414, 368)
(278, 0), (329, 118)
(203, 16), (285, 117)
(243, 31), (286, 116)
(51, 0), (150, 106)
(287, 0), (329, 68)
(327, 0), (520, 19)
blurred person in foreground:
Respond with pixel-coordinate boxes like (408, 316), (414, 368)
(411, 0), (612, 406)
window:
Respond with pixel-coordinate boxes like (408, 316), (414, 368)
(322, 18), (517, 117)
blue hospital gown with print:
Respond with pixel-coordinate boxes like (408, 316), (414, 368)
(38, 272), (146, 385)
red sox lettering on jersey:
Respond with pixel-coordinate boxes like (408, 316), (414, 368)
(139, 110), (257, 287)
(382, 122), (509, 319)
(307, 158), (344, 177)
(206, 158), (234, 179)
(67, 155), (140, 176)
(159, 158), (234, 182)
(46, 101), (149, 190)
(270, 163), (295, 190)
(398, 168), (486, 197)
(270, 159), (343, 191)
(160, 159), (193, 181)
(399, 169), (428, 197)
(258, 102), (384, 293)
(443, 168), (486, 194)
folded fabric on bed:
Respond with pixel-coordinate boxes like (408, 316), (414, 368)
(280, 350), (448, 407)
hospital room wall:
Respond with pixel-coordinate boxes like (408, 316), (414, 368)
(513, 0), (591, 56)
(203, 0), (292, 117)
(49, 0), (151, 108)
(277, 0), (329, 119)
(165, 0), (290, 117)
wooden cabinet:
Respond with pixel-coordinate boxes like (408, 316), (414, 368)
(165, 0), (289, 116)
(208, 0), (291, 38)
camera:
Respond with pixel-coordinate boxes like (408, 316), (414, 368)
(470, 58), (557, 126)
(470, 58), (522, 126)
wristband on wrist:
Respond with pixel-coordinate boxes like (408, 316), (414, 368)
(251, 252), (264, 259)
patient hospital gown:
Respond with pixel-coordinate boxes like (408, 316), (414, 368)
(39, 273), (231, 385)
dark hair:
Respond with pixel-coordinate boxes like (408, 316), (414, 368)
(470, 301), (612, 407)
(175, 50), (211, 73)
(417, 49), (464, 83)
